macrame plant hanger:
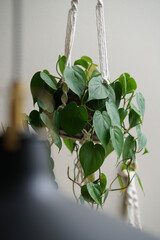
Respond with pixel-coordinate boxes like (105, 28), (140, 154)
(62, 0), (142, 229)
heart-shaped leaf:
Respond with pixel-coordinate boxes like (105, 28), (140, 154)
(110, 126), (123, 158)
(88, 76), (110, 101)
(40, 71), (57, 90)
(60, 102), (88, 136)
(119, 73), (137, 95)
(129, 109), (141, 129)
(79, 141), (105, 177)
(93, 110), (111, 146)
(136, 125), (147, 151)
(64, 66), (86, 99)
(106, 101), (120, 127)
(118, 108), (127, 125)
(136, 92), (145, 118)
(100, 173), (107, 193)
(87, 182), (102, 206)
(123, 135), (136, 162)
(74, 59), (88, 69)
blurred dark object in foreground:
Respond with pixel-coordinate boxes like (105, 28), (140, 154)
(0, 132), (158, 240)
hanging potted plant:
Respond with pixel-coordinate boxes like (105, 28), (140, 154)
(23, 53), (148, 208)
(23, 0), (148, 210)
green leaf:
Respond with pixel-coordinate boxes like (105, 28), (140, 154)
(87, 182), (102, 206)
(119, 73), (137, 95)
(60, 102), (88, 136)
(100, 173), (107, 193)
(136, 92), (145, 118)
(129, 109), (141, 129)
(88, 76), (110, 101)
(29, 110), (42, 128)
(90, 69), (101, 79)
(143, 148), (149, 155)
(81, 185), (93, 203)
(43, 70), (57, 87)
(110, 126), (123, 158)
(106, 101), (120, 127)
(136, 125), (147, 151)
(50, 129), (62, 150)
(58, 55), (66, 75)
(30, 72), (44, 104)
(81, 56), (93, 64)
(40, 112), (53, 129)
(117, 174), (124, 188)
(37, 92), (54, 113)
(119, 73), (129, 96)
(64, 66), (86, 99)
(103, 188), (109, 203)
(74, 59), (88, 69)
(79, 141), (105, 177)
(118, 108), (127, 125)
(130, 103), (141, 116)
(40, 71), (57, 90)
(53, 110), (61, 131)
(63, 138), (75, 153)
(104, 140), (114, 158)
(123, 135), (136, 162)
(93, 110), (111, 147)
(114, 81), (122, 108)
(108, 85), (116, 103)
(127, 77), (137, 94)
(135, 173), (145, 194)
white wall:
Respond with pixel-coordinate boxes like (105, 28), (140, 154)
(1, 0), (160, 237)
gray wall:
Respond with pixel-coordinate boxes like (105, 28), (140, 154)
(1, 0), (160, 237)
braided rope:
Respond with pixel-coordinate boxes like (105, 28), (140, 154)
(96, 0), (110, 83)
(64, 0), (79, 66)
(124, 171), (142, 229)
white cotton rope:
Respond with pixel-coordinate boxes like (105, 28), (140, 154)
(124, 171), (142, 229)
(64, 0), (79, 66)
(96, 0), (110, 83)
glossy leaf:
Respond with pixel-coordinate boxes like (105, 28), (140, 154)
(127, 77), (137, 94)
(40, 71), (57, 90)
(103, 188), (109, 203)
(79, 141), (105, 177)
(93, 110), (111, 147)
(106, 101), (120, 127)
(74, 59), (88, 69)
(136, 125), (147, 151)
(81, 185), (93, 203)
(104, 140), (114, 158)
(123, 135), (136, 162)
(40, 112), (53, 129)
(37, 91), (54, 113)
(110, 126), (123, 158)
(50, 129), (62, 150)
(64, 66), (86, 99)
(129, 109), (141, 129)
(114, 81), (122, 108)
(60, 102), (88, 136)
(81, 56), (93, 63)
(87, 182), (102, 206)
(130, 103), (141, 116)
(30, 72), (44, 104)
(118, 108), (127, 125)
(100, 173), (107, 193)
(88, 76), (110, 101)
(90, 69), (101, 79)
(29, 110), (42, 128)
(119, 73), (137, 95)
(63, 138), (75, 153)
(58, 55), (66, 75)
(136, 92), (145, 118)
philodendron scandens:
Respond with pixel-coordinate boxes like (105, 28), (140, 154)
(24, 55), (148, 208)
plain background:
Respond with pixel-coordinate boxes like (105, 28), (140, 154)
(1, 0), (160, 238)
